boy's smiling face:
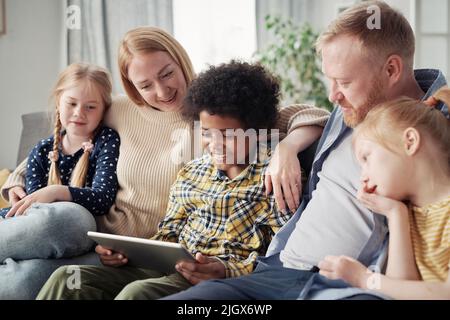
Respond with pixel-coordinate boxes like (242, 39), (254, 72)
(199, 111), (255, 178)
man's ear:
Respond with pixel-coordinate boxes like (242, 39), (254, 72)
(403, 127), (421, 156)
(384, 54), (403, 86)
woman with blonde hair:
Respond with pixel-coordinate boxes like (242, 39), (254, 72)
(1, 26), (329, 299)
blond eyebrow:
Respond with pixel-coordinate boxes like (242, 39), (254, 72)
(136, 64), (172, 85)
(158, 64), (172, 75)
(355, 146), (367, 160)
(325, 76), (352, 81)
(66, 97), (99, 104)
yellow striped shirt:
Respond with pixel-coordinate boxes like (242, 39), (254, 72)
(152, 148), (293, 277)
(409, 196), (450, 282)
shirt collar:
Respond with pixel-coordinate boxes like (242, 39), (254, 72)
(415, 68), (448, 118)
(208, 147), (271, 183)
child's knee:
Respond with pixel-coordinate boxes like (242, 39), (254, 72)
(115, 280), (156, 300)
(42, 202), (95, 230)
(30, 203), (96, 242)
(47, 266), (72, 284)
(37, 266), (73, 300)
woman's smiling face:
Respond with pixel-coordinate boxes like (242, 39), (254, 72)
(127, 51), (187, 112)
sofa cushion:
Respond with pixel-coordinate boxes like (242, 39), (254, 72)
(17, 112), (52, 165)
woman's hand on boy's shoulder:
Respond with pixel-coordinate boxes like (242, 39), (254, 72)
(95, 245), (128, 267)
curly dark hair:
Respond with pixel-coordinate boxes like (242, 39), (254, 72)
(183, 60), (280, 129)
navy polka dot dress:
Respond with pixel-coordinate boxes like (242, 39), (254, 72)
(22, 126), (120, 216)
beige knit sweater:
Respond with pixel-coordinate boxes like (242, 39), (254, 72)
(1, 96), (329, 238)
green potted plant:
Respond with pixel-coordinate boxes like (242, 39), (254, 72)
(255, 15), (333, 111)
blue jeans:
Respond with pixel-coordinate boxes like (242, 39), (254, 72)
(0, 253), (100, 299)
(0, 202), (100, 299)
(163, 260), (384, 300)
(162, 263), (317, 300)
(0, 207), (9, 218)
(0, 202), (96, 261)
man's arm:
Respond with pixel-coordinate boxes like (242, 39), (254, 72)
(275, 104), (329, 136)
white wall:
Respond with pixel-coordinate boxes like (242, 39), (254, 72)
(306, 0), (414, 32)
(385, 0), (414, 20)
(0, 0), (64, 169)
(173, 0), (257, 73)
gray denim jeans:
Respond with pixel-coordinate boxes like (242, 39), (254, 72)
(0, 202), (100, 299)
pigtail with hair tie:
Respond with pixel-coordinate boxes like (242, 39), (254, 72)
(70, 139), (94, 188)
(81, 140), (94, 154)
(423, 96), (439, 108)
(47, 111), (62, 186)
(48, 151), (59, 162)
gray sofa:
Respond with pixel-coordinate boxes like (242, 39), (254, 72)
(16, 112), (52, 165)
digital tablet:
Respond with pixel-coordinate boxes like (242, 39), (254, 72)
(87, 231), (195, 273)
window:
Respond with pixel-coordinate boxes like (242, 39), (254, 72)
(173, 0), (257, 73)
(415, 0), (449, 78)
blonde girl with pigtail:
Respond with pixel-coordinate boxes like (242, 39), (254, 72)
(0, 63), (120, 267)
(318, 87), (450, 299)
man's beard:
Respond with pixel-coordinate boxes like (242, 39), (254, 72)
(343, 78), (386, 128)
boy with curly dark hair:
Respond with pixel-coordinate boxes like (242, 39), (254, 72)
(183, 60), (280, 131)
(38, 61), (327, 300)
(182, 60), (282, 176)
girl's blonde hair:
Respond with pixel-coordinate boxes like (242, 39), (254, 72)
(48, 62), (112, 188)
(353, 87), (450, 173)
(118, 26), (195, 106)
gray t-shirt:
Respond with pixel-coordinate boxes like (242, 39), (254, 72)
(280, 132), (375, 269)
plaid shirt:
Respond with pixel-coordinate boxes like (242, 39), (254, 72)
(152, 149), (293, 277)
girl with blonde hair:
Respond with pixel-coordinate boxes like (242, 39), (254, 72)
(319, 87), (450, 299)
(0, 62), (120, 255)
